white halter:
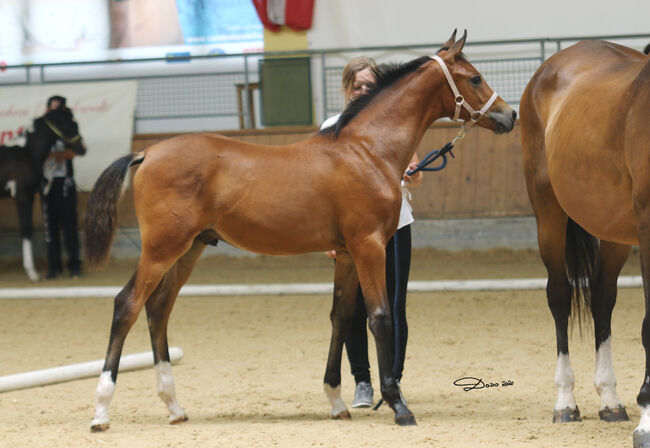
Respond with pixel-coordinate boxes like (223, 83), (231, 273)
(430, 55), (498, 123)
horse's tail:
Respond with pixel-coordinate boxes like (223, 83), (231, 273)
(565, 217), (599, 332)
(84, 151), (144, 268)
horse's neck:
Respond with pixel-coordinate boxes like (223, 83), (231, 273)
(346, 66), (446, 175)
(26, 132), (53, 169)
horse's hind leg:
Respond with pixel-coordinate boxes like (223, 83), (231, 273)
(533, 199), (580, 422)
(323, 251), (358, 420)
(90, 238), (194, 432)
(146, 237), (207, 424)
(633, 192), (650, 446)
(591, 240), (630, 422)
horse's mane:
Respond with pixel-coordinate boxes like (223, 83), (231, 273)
(320, 55), (431, 138)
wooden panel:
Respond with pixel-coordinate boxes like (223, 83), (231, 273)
(409, 122), (531, 219)
(0, 123), (531, 232)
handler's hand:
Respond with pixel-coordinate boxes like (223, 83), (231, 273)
(403, 163), (422, 185)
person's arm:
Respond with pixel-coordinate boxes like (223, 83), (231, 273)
(402, 152), (423, 187)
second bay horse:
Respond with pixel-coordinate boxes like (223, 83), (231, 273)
(520, 40), (649, 446)
(85, 30), (516, 431)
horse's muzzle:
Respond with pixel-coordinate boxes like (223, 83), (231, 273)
(491, 109), (517, 134)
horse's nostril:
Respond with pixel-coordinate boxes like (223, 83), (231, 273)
(512, 110), (518, 121)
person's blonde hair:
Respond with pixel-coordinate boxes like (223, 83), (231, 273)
(341, 56), (378, 100)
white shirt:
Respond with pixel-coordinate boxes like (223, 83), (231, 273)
(321, 114), (414, 229)
(43, 139), (67, 180)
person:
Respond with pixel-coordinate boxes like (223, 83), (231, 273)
(644, 43), (650, 55)
(320, 56), (423, 408)
(41, 95), (86, 279)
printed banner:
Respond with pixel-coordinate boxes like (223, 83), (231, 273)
(0, 80), (137, 191)
(0, 0), (263, 65)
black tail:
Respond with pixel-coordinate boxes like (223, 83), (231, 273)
(84, 152), (144, 268)
(565, 218), (599, 332)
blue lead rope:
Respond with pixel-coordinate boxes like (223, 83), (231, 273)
(405, 142), (455, 176)
(406, 124), (466, 177)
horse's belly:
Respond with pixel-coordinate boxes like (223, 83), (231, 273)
(213, 210), (337, 256)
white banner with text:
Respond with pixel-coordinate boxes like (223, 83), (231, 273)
(0, 81), (137, 191)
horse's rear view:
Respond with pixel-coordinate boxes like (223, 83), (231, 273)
(520, 40), (650, 446)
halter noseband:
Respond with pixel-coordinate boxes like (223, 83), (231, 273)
(430, 55), (498, 123)
(43, 118), (82, 145)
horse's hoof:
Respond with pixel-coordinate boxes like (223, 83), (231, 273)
(90, 423), (110, 433)
(170, 414), (189, 425)
(331, 410), (351, 420)
(552, 406), (581, 423)
(395, 412), (417, 426)
(633, 430), (650, 448)
(599, 406), (630, 422)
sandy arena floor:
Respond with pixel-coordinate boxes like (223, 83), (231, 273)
(0, 249), (645, 447)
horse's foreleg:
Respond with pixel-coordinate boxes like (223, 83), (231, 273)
(351, 239), (415, 426)
(16, 194), (38, 281)
(91, 246), (188, 432)
(591, 241), (630, 422)
(146, 238), (207, 425)
(323, 252), (358, 420)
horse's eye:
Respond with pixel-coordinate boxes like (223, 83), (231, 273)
(470, 75), (482, 86)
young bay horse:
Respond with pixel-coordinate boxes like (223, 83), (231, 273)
(519, 40), (650, 446)
(85, 30), (517, 432)
(0, 108), (85, 281)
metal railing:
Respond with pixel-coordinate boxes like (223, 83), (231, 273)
(1, 33), (648, 132)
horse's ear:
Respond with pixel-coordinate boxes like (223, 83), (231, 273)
(442, 29), (457, 49)
(448, 29), (467, 58)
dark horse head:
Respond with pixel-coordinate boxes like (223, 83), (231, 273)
(27, 107), (86, 167)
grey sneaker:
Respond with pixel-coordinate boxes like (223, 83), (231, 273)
(352, 381), (374, 408)
(397, 380), (408, 405)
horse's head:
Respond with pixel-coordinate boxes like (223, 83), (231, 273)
(433, 30), (516, 134)
(29, 107), (86, 162)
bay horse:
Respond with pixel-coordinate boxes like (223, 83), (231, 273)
(0, 107), (85, 281)
(84, 30), (516, 432)
(519, 40), (650, 446)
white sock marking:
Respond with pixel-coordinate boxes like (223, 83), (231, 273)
(5, 180), (16, 197)
(554, 353), (577, 410)
(22, 239), (38, 281)
(324, 384), (348, 417)
(155, 361), (186, 422)
(636, 405), (650, 435)
(594, 337), (623, 410)
(91, 371), (115, 427)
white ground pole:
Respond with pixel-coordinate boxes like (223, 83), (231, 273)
(0, 347), (183, 393)
(0, 276), (643, 300)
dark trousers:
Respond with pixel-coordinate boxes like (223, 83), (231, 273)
(345, 224), (412, 384)
(42, 177), (81, 274)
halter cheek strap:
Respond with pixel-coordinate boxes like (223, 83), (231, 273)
(43, 118), (82, 145)
(430, 55), (498, 123)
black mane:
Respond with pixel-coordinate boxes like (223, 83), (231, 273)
(320, 55), (431, 138)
